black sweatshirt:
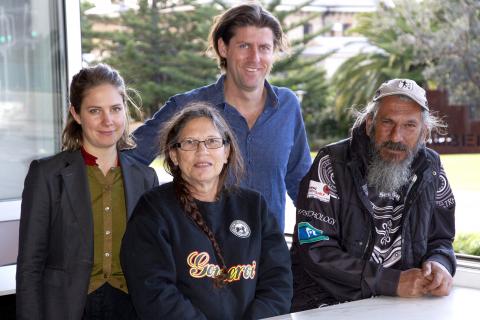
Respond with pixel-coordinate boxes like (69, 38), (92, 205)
(121, 182), (292, 320)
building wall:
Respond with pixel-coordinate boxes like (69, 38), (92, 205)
(428, 91), (480, 154)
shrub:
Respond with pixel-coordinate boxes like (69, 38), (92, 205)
(453, 233), (480, 256)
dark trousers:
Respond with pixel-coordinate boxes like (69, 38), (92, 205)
(83, 283), (137, 320)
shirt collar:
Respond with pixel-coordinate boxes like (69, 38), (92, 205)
(214, 74), (279, 109)
(80, 147), (98, 166)
(80, 147), (120, 167)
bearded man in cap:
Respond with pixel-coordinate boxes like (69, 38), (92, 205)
(290, 79), (456, 312)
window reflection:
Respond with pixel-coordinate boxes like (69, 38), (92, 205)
(0, 0), (64, 200)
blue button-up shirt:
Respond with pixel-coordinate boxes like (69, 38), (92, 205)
(128, 75), (312, 231)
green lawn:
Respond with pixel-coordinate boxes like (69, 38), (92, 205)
(154, 152), (480, 253)
(311, 152), (480, 254)
(156, 152), (479, 192)
(440, 153), (480, 192)
(309, 152), (480, 192)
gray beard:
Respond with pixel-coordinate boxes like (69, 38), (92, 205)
(367, 143), (417, 194)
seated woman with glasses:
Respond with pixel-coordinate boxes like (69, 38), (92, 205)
(120, 103), (292, 320)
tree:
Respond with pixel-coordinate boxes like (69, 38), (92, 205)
(80, 1), (95, 53)
(265, 0), (337, 148)
(332, 0), (480, 117)
(82, 0), (334, 146)
(331, 0), (426, 116)
(84, 0), (219, 117)
(403, 0), (480, 113)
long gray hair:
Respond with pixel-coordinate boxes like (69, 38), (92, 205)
(352, 96), (447, 140)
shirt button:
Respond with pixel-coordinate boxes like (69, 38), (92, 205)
(105, 252), (110, 257)
(105, 206), (110, 212)
(105, 230), (111, 235)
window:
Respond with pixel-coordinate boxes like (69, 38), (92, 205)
(0, 0), (67, 266)
(303, 23), (312, 36)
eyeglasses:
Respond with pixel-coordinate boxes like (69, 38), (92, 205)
(173, 138), (226, 151)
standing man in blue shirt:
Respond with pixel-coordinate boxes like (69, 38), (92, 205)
(128, 3), (311, 231)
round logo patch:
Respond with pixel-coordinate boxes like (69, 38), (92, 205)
(229, 220), (251, 238)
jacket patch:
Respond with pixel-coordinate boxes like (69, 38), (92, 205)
(316, 155), (338, 199)
(298, 222), (329, 244)
(307, 180), (334, 202)
(297, 209), (336, 226)
(229, 220), (251, 238)
(187, 251), (256, 282)
(435, 167), (455, 208)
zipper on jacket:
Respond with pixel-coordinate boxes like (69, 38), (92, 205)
(363, 230), (372, 258)
(360, 184), (375, 259)
(405, 174), (417, 197)
(400, 173), (419, 270)
(348, 162), (375, 259)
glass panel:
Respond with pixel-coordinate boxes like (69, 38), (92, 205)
(0, 0), (65, 201)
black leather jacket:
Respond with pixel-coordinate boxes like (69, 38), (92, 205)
(291, 124), (456, 312)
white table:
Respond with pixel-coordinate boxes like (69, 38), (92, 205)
(266, 286), (480, 320)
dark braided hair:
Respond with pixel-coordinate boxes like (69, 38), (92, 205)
(174, 177), (229, 287)
(159, 103), (244, 287)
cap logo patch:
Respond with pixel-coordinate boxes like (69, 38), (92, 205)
(373, 78), (429, 111)
(398, 80), (413, 90)
(230, 220), (251, 238)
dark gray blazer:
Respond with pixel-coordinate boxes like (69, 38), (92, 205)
(16, 150), (159, 320)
